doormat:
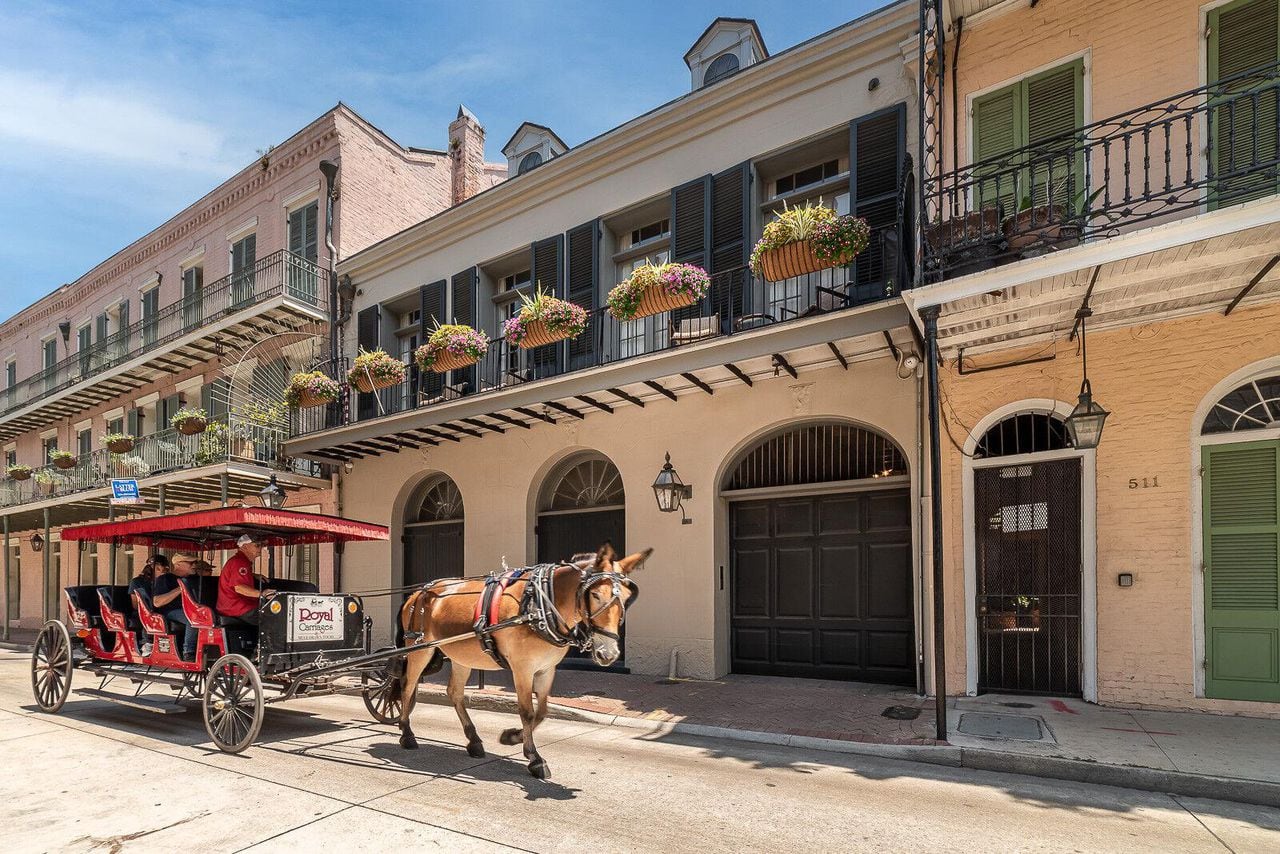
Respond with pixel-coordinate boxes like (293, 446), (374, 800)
(881, 705), (921, 720)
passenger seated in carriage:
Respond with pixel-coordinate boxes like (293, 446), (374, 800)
(153, 553), (199, 660)
(128, 555), (169, 657)
(216, 534), (274, 629)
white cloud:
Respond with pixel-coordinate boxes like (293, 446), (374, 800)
(0, 68), (234, 174)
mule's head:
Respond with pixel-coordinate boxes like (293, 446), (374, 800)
(577, 542), (650, 667)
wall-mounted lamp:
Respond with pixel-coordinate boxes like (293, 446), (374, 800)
(1065, 307), (1110, 450)
(256, 474), (287, 510)
(58, 321), (71, 347)
(30, 532), (44, 553)
(652, 453), (693, 525)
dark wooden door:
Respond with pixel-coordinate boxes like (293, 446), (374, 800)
(730, 489), (914, 683)
(403, 522), (464, 587)
(974, 458), (1082, 695)
(538, 508), (626, 668)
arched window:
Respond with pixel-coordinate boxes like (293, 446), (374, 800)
(1202, 375), (1280, 434)
(541, 457), (624, 511)
(517, 150), (543, 175)
(724, 423), (906, 490)
(974, 412), (1072, 458)
(413, 475), (464, 522)
(702, 52), (740, 86)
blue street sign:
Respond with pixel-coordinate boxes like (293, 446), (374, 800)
(110, 478), (141, 505)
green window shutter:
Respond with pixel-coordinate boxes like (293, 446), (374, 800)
(1203, 440), (1280, 702)
(972, 85), (1022, 213)
(1025, 61), (1084, 207)
(126, 408), (140, 437)
(1209, 0), (1280, 206)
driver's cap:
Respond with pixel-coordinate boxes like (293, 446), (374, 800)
(236, 534), (256, 547)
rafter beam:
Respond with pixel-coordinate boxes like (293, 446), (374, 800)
(461, 417), (505, 434)
(1225, 254), (1280, 316)
(575, 394), (613, 414)
(681, 372), (713, 395)
(826, 343), (849, 370)
(772, 354), (798, 379)
(545, 400), (584, 420)
(490, 412), (532, 430)
(723, 363), (753, 386)
(417, 427), (462, 443)
(401, 430), (439, 446)
(606, 387), (645, 407)
(513, 406), (556, 424)
(444, 422), (484, 438)
(644, 380), (677, 402)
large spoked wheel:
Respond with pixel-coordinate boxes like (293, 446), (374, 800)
(202, 654), (264, 754)
(31, 620), (73, 713)
(362, 648), (404, 725)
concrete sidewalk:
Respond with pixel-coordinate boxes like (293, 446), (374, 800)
(417, 667), (1280, 807)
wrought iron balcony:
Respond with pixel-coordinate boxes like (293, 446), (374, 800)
(922, 60), (1280, 281)
(0, 417), (294, 510)
(1, 250), (325, 423)
(293, 228), (908, 438)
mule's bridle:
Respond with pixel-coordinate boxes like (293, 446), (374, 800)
(523, 564), (638, 651)
(576, 571), (640, 645)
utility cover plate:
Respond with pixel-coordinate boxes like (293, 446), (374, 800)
(957, 712), (1046, 741)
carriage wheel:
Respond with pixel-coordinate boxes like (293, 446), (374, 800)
(362, 648), (404, 725)
(202, 654), (264, 754)
(31, 621), (73, 713)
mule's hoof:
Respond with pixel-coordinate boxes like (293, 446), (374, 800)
(399, 734), (419, 750)
(499, 728), (524, 746)
(466, 741), (486, 758)
(529, 760), (551, 780)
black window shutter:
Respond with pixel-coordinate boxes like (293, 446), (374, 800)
(126, 408), (140, 437)
(710, 162), (752, 324)
(670, 176), (712, 328)
(530, 235), (564, 378)
(565, 220), (598, 370)
(161, 393), (182, 427)
(850, 103), (906, 298)
(419, 280), (447, 400)
(355, 305), (381, 419)
(449, 268), (478, 392)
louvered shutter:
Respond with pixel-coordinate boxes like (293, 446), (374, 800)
(355, 305), (380, 420)
(530, 236), (564, 378)
(710, 163), (751, 325)
(116, 300), (129, 355)
(1209, 0), (1280, 206)
(670, 176), (711, 328)
(419, 280), (447, 400)
(126, 408), (140, 437)
(565, 220), (599, 370)
(1203, 440), (1280, 701)
(201, 378), (229, 420)
(850, 105), (906, 298)
(972, 85), (1022, 214)
(95, 313), (108, 344)
(450, 268), (478, 393)
(1025, 62), (1083, 207)
(161, 394), (182, 429)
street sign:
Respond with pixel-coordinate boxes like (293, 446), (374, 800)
(110, 479), (141, 505)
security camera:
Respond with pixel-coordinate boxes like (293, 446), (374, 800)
(343, 461), (354, 474)
(901, 353), (920, 372)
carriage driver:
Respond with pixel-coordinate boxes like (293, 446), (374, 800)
(216, 534), (276, 627)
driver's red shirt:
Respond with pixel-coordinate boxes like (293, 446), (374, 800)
(216, 552), (258, 617)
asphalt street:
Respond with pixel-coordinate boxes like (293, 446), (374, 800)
(3, 650), (1279, 853)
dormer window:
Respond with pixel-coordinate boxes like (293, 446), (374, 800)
(517, 151), (543, 175)
(703, 53), (740, 86)
(775, 160), (840, 197)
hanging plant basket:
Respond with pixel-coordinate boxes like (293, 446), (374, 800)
(607, 262), (710, 321)
(296, 390), (332, 408)
(175, 416), (208, 436)
(285, 372), (341, 409)
(427, 349), (478, 373)
(7, 467), (31, 482)
(750, 202), (871, 283)
(52, 456), (77, 470)
(755, 240), (828, 282)
(347, 350), (406, 394)
(515, 319), (566, 350)
(105, 437), (136, 454)
(503, 287), (589, 351)
(414, 324), (489, 374)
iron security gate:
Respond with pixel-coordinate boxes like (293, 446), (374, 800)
(974, 458), (1082, 695)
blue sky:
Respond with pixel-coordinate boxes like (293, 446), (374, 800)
(0, 0), (884, 321)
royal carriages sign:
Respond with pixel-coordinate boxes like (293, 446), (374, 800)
(287, 595), (345, 644)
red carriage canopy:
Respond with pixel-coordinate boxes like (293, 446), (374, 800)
(60, 507), (389, 551)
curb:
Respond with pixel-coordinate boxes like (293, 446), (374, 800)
(416, 688), (1280, 808)
(0, 641), (31, 653)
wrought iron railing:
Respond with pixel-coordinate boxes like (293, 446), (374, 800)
(293, 231), (908, 437)
(0, 416), (293, 508)
(923, 59), (1280, 280)
(2, 250), (324, 418)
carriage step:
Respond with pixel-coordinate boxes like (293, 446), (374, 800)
(87, 667), (194, 689)
(77, 688), (190, 715)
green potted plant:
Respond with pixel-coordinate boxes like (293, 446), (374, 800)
(170, 406), (209, 436)
(195, 421), (228, 466)
(347, 349), (407, 394)
(49, 450), (76, 470)
(750, 200), (870, 282)
(414, 323), (489, 373)
(102, 432), (136, 454)
(502, 285), (589, 350)
(925, 207), (1005, 277)
(285, 371), (341, 408)
(33, 469), (58, 495)
(6, 464), (31, 481)
(606, 261), (710, 321)
(1003, 185), (1104, 256)
(115, 455), (151, 477)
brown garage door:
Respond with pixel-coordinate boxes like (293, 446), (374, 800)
(730, 489), (914, 683)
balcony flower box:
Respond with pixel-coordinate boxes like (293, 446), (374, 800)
(170, 406), (209, 436)
(503, 286), (588, 350)
(415, 324), (489, 374)
(750, 201), (870, 282)
(6, 464), (31, 482)
(285, 371), (341, 409)
(347, 349), (407, 394)
(49, 450), (76, 470)
(33, 471), (58, 496)
(102, 433), (136, 454)
(607, 262), (710, 321)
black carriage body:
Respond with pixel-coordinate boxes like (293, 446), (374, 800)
(258, 591), (365, 675)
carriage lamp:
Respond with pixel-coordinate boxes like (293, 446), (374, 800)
(652, 453), (693, 525)
(30, 532), (44, 553)
(257, 474), (287, 510)
(1064, 307), (1110, 450)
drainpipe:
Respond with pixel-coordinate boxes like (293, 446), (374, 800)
(43, 508), (50, 621)
(319, 160), (340, 371)
(332, 468), (344, 592)
(3, 515), (9, 642)
(915, 358), (927, 692)
(922, 305), (948, 743)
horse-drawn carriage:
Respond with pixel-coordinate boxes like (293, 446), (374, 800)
(31, 506), (647, 777)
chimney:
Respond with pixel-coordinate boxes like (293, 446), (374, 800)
(449, 104), (487, 205)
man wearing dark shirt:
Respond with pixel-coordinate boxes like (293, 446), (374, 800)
(154, 553), (198, 660)
(217, 535), (274, 626)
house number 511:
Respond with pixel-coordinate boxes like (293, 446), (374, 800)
(1129, 477), (1160, 489)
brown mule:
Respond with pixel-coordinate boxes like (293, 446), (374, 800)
(394, 543), (649, 779)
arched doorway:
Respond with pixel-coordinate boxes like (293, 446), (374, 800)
(969, 409), (1084, 697)
(722, 422), (913, 683)
(537, 454), (626, 669)
(403, 475), (465, 587)
(1198, 372), (1280, 703)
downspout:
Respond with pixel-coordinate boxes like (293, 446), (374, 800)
(3, 515), (9, 642)
(915, 359), (927, 692)
(319, 160), (342, 594)
(922, 305), (948, 743)
(332, 468), (344, 592)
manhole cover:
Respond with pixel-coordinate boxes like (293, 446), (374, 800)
(881, 705), (921, 720)
(957, 712), (1046, 741)
(1000, 702), (1034, 709)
